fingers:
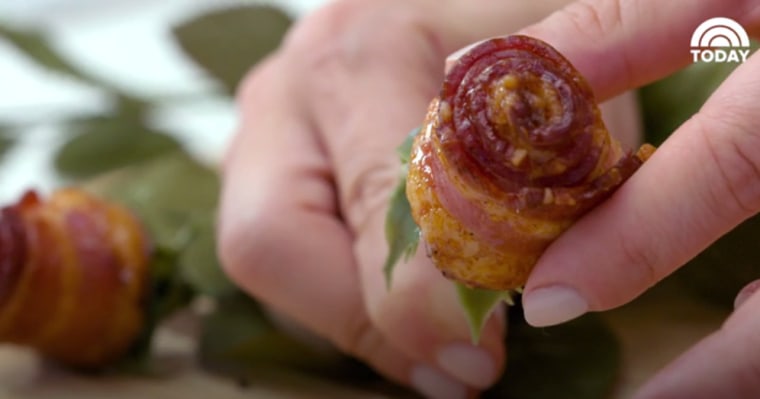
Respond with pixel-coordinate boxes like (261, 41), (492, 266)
(597, 91), (643, 149)
(217, 60), (416, 385)
(523, 49), (760, 326)
(633, 288), (760, 399)
(434, 0), (575, 52)
(526, 0), (760, 99)
(291, 2), (507, 391)
(734, 279), (760, 309)
(447, 0), (760, 101)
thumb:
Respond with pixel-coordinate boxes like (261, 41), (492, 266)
(296, 1), (509, 393)
(633, 285), (760, 398)
(447, 0), (759, 102)
(520, 7), (760, 325)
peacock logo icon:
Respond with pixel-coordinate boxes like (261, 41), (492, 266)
(690, 17), (751, 63)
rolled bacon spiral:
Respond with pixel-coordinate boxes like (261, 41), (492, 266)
(0, 188), (150, 367)
(407, 35), (654, 290)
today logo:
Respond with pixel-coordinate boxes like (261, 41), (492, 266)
(690, 17), (751, 63)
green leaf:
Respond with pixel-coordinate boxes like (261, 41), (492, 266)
(397, 127), (419, 164)
(86, 152), (236, 298)
(638, 41), (760, 309)
(116, 245), (195, 374)
(0, 129), (13, 163)
(93, 152), (219, 213)
(383, 128), (423, 288)
(55, 102), (182, 179)
(178, 214), (237, 297)
(199, 295), (415, 396)
(484, 307), (621, 399)
(172, 5), (293, 94)
(199, 295), (353, 377)
(382, 177), (420, 288)
(639, 40), (758, 145)
(456, 283), (515, 344)
(675, 213), (760, 308)
(0, 23), (93, 83)
(0, 24), (141, 99)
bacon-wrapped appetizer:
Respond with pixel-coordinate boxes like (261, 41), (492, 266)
(0, 188), (150, 368)
(404, 35), (654, 291)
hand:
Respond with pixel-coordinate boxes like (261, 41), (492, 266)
(497, 0), (760, 397)
(216, 0), (639, 397)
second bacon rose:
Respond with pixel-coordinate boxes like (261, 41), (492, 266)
(0, 189), (150, 367)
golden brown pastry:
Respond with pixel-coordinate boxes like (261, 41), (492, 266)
(407, 35), (654, 291)
(0, 188), (150, 367)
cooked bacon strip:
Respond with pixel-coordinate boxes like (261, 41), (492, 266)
(0, 188), (150, 367)
(407, 35), (654, 290)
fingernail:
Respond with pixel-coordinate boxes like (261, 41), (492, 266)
(734, 279), (760, 309)
(444, 40), (485, 71)
(523, 286), (588, 327)
(437, 344), (496, 388)
(411, 365), (467, 399)
(445, 44), (473, 63)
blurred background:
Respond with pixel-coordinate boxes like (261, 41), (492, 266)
(0, 0), (327, 203)
(0, 2), (758, 398)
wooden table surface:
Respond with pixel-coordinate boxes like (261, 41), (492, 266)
(0, 283), (729, 399)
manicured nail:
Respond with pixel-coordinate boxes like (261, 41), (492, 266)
(523, 286), (588, 327)
(444, 40), (485, 71)
(411, 365), (467, 399)
(734, 279), (760, 309)
(437, 344), (496, 388)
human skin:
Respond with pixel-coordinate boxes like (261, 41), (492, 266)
(218, 0), (760, 398)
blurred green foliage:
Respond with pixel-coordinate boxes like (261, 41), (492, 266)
(640, 61), (737, 146)
(485, 308), (620, 399)
(199, 294), (352, 376)
(0, 127), (12, 162)
(55, 104), (181, 179)
(675, 213), (760, 309)
(0, 3), (757, 396)
(456, 283), (515, 344)
(383, 128), (420, 288)
(0, 3), (292, 377)
(90, 152), (235, 297)
(0, 24), (120, 90)
(638, 43), (760, 309)
(173, 6), (292, 94)
(639, 40), (758, 146)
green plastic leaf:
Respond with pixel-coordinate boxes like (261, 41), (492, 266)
(484, 307), (621, 399)
(172, 5), (293, 94)
(383, 128), (423, 288)
(55, 102), (182, 179)
(456, 283), (515, 344)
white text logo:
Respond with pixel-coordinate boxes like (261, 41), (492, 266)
(690, 17), (750, 63)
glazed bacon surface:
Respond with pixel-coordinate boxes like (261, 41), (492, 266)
(407, 35), (654, 290)
(0, 188), (149, 367)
